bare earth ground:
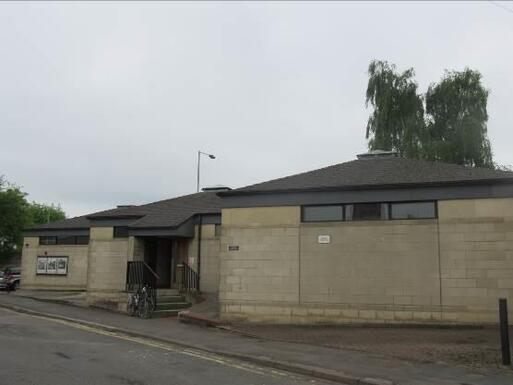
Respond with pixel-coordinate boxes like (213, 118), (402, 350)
(229, 323), (511, 370)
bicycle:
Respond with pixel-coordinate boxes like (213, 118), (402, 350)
(127, 284), (155, 319)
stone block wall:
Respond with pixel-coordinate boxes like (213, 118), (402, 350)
(198, 224), (221, 293)
(299, 220), (440, 319)
(86, 227), (129, 310)
(219, 207), (300, 317)
(20, 236), (89, 290)
(220, 198), (513, 324)
(438, 198), (513, 323)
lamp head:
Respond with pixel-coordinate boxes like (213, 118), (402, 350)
(209, 154), (216, 159)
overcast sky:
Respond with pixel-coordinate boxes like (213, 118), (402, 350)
(1, 1), (512, 217)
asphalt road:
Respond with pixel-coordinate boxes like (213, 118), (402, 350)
(0, 308), (326, 385)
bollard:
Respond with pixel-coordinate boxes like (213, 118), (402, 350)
(499, 298), (511, 366)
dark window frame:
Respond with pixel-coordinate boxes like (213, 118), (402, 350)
(301, 204), (345, 223)
(39, 236), (57, 245)
(75, 235), (90, 245)
(301, 201), (438, 223)
(346, 202), (389, 221)
(389, 201), (437, 220)
(113, 226), (129, 238)
(56, 235), (77, 245)
(39, 236), (89, 246)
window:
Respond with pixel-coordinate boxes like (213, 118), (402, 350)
(57, 236), (76, 245)
(301, 201), (437, 223)
(75, 236), (90, 245)
(113, 226), (129, 238)
(39, 236), (89, 245)
(302, 205), (344, 222)
(346, 203), (388, 221)
(391, 201), (436, 219)
(39, 236), (57, 245)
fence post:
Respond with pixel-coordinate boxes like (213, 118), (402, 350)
(499, 298), (511, 366)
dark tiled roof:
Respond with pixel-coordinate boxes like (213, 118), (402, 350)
(96, 192), (222, 228)
(28, 215), (91, 230)
(226, 157), (513, 194)
(28, 192), (222, 231)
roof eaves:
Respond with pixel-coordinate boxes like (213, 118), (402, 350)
(23, 226), (90, 233)
(86, 214), (145, 220)
(218, 177), (513, 197)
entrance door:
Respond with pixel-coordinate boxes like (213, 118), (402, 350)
(155, 239), (171, 288)
(144, 238), (172, 288)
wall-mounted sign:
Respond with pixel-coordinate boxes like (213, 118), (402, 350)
(37, 256), (68, 275)
(318, 235), (331, 244)
(228, 245), (239, 251)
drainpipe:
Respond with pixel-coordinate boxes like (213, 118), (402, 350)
(196, 215), (202, 292)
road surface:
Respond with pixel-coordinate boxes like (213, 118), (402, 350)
(0, 308), (326, 385)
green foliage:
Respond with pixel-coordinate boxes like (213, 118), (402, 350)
(425, 69), (493, 168)
(0, 176), (66, 262)
(365, 60), (425, 158)
(27, 202), (66, 226)
(0, 177), (30, 261)
(365, 61), (494, 168)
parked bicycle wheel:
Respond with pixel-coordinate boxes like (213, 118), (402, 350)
(138, 294), (154, 319)
(127, 293), (137, 316)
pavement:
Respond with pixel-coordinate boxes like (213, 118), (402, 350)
(0, 307), (328, 385)
(1, 292), (513, 385)
(229, 322), (511, 370)
(9, 289), (87, 306)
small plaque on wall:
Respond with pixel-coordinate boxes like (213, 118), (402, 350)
(318, 235), (331, 244)
(228, 245), (239, 251)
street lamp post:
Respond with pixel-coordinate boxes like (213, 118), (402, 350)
(196, 150), (216, 192)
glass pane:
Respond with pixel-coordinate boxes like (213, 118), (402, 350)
(391, 202), (436, 219)
(113, 226), (129, 237)
(75, 236), (90, 245)
(302, 205), (343, 222)
(347, 203), (388, 221)
(39, 236), (57, 245)
(57, 236), (76, 245)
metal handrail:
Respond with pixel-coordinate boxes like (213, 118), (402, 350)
(180, 261), (198, 294)
(126, 261), (160, 307)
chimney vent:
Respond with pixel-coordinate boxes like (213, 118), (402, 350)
(202, 185), (232, 192)
(357, 150), (398, 160)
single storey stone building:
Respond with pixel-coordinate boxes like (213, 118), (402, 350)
(22, 151), (513, 324)
(22, 190), (224, 311)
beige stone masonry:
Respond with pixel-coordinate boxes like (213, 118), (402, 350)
(438, 198), (513, 320)
(222, 206), (300, 227)
(220, 198), (513, 324)
(86, 227), (129, 294)
(21, 236), (88, 290)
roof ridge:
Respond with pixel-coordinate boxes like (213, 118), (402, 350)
(229, 156), (513, 194)
(236, 159), (359, 191)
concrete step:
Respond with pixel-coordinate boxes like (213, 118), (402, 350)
(157, 289), (180, 296)
(151, 309), (181, 318)
(157, 295), (186, 303)
(156, 301), (191, 311)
